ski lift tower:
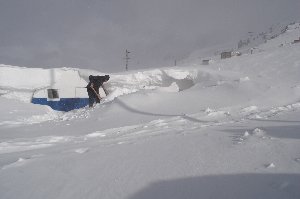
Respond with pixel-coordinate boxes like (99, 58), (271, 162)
(125, 49), (131, 71)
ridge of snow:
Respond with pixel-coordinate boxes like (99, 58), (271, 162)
(1, 21), (300, 199)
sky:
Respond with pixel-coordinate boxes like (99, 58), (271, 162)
(0, 0), (299, 72)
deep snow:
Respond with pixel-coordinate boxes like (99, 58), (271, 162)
(0, 23), (300, 199)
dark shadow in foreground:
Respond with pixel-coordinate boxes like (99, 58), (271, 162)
(127, 173), (300, 199)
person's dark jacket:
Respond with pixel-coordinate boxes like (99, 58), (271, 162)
(86, 75), (110, 97)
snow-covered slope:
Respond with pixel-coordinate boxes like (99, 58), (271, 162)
(0, 23), (300, 199)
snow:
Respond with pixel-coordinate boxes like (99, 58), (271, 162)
(0, 23), (300, 199)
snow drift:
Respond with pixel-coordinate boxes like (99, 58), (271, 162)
(0, 22), (300, 199)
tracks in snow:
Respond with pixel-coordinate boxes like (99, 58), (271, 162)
(1, 101), (300, 155)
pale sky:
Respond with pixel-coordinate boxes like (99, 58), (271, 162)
(0, 0), (299, 72)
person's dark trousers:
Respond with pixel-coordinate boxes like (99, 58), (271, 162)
(95, 97), (100, 103)
(89, 96), (95, 107)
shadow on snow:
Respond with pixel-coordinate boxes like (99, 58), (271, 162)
(127, 173), (300, 199)
(114, 98), (211, 124)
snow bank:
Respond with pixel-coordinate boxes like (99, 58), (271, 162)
(1, 21), (300, 199)
(0, 65), (89, 102)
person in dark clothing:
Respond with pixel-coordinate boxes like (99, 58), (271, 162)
(86, 75), (110, 107)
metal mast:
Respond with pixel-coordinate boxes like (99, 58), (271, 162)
(125, 49), (130, 71)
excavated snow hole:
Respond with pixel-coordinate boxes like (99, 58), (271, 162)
(160, 76), (195, 92)
(160, 70), (195, 92)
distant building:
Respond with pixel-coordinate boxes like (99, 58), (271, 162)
(293, 37), (300, 44)
(202, 59), (210, 65)
(221, 51), (232, 59)
(232, 51), (242, 56)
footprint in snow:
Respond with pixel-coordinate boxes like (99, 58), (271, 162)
(74, 148), (89, 154)
(1, 155), (43, 170)
(295, 158), (300, 164)
(85, 132), (106, 138)
(234, 128), (271, 145)
(233, 131), (250, 144)
(1, 158), (29, 170)
(265, 163), (276, 169)
(252, 128), (272, 139)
